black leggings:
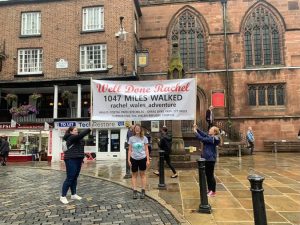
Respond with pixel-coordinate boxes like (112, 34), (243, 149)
(164, 154), (176, 174)
(205, 161), (216, 192)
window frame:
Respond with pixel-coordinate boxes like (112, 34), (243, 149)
(170, 10), (206, 71)
(79, 44), (107, 72)
(17, 48), (43, 75)
(82, 6), (104, 32)
(21, 11), (41, 36)
(248, 84), (285, 107)
(242, 5), (283, 67)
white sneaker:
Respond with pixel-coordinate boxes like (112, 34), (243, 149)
(60, 196), (69, 204)
(71, 194), (82, 200)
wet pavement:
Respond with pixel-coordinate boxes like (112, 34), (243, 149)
(0, 167), (180, 225)
(1, 152), (300, 225)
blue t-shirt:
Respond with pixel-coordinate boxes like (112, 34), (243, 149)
(128, 135), (148, 160)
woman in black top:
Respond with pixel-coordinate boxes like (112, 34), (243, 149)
(60, 126), (91, 204)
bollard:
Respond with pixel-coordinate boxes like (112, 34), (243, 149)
(248, 174), (267, 225)
(197, 158), (211, 214)
(158, 150), (166, 189)
(123, 143), (132, 179)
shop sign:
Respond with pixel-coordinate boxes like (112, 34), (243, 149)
(92, 121), (125, 129)
(0, 123), (44, 129)
(0, 124), (12, 129)
(77, 122), (90, 128)
(57, 122), (76, 128)
(55, 121), (90, 129)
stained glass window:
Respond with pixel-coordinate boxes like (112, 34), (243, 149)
(171, 10), (205, 70)
(248, 86), (257, 106)
(258, 86), (266, 105)
(267, 86), (275, 105)
(248, 84), (285, 106)
(244, 5), (282, 66)
(276, 85), (285, 105)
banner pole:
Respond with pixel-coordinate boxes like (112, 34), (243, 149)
(90, 77), (93, 128)
(194, 77), (197, 126)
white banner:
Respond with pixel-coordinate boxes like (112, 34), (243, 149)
(91, 78), (196, 121)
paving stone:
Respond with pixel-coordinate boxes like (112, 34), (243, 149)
(0, 167), (179, 225)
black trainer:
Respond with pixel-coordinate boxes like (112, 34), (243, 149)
(133, 190), (138, 199)
(140, 189), (145, 199)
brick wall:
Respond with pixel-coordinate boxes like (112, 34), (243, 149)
(0, 0), (137, 81)
(139, 0), (300, 149)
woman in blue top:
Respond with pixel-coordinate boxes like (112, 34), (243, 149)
(193, 124), (220, 197)
(128, 124), (150, 199)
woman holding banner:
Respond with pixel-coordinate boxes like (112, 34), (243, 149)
(193, 124), (221, 197)
(128, 124), (150, 199)
(60, 126), (91, 204)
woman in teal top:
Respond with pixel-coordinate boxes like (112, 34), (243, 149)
(128, 124), (150, 199)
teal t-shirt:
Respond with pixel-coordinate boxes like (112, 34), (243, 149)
(128, 135), (148, 160)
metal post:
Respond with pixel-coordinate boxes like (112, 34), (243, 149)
(274, 142), (277, 153)
(197, 158), (211, 213)
(123, 143), (132, 179)
(248, 175), (267, 225)
(158, 150), (166, 189)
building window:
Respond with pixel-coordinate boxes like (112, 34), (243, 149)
(171, 10), (206, 70)
(80, 44), (107, 71)
(18, 49), (43, 75)
(243, 5), (282, 66)
(82, 6), (104, 31)
(248, 84), (285, 106)
(21, 12), (41, 36)
(248, 86), (256, 106)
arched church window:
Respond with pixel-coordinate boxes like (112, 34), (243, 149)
(243, 5), (282, 66)
(276, 84), (285, 105)
(171, 10), (205, 70)
(248, 86), (257, 106)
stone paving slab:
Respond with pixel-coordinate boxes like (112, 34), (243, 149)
(0, 168), (180, 225)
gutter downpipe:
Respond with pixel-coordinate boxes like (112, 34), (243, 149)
(221, 0), (231, 119)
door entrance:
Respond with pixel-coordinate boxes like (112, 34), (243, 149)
(97, 129), (121, 160)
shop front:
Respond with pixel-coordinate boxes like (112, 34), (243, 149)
(52, 120), (127, 162)
(92, 121), (127, 160)
(0, 123), (50, 162)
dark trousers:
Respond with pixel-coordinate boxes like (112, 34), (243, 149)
(0, 152), (8, 165)
(62, 158), (83, 196)
(248, 141), (254, 154)
(164, 154), (176, 174)
(205, 161), (216, 192)
(207, 121), (213, 131)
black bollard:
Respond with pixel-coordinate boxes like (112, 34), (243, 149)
(197, 158), (211, 214)
(123, 143), (132, 179)
(158, 150), (166, 189)
(248, 175), (267, 225)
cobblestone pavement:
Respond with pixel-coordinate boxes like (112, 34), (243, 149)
(0, 167), (180, 225)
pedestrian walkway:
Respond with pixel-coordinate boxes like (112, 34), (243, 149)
(0, 167), (180, 225)
(1, 152), (300, 225)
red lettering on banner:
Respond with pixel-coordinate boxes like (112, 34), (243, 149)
(96, 84), (121, 93)
(154, 82), (190, 93)
(125, 85), (151, 93)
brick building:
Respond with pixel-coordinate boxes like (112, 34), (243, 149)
(138, 0), (300, 150)
(0, 0), (141, 121)
(0, 0), (141, 160)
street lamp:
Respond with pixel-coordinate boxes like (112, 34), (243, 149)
(115, 16), (128, 41)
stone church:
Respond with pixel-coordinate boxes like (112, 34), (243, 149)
(138, 0), (300, 150)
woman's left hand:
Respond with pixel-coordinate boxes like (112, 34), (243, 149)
(146, 160), (150, 168)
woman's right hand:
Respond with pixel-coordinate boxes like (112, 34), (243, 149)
(193, 124), (198, 133)
(128, 161), (131, 167)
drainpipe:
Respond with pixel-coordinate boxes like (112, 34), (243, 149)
(221, 0), (231, 119)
